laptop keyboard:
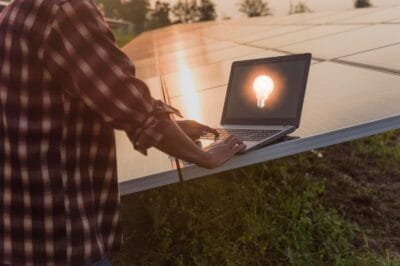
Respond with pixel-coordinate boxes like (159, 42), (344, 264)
(201, 128), (281, 142)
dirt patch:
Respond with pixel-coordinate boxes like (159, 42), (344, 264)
(311, 131), (400, 256)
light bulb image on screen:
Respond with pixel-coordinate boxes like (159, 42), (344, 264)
(253, 75), (274, 108)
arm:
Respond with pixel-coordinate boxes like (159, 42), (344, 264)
(43, 1), (244, 168)
(155, 118), (245, 169)
(43, 1), (178, 155)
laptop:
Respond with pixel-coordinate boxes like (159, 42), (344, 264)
(199, 53), (312, 153)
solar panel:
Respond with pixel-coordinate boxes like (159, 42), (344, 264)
(264, 11), (336, 25)
(337, 6), (400, 23)
(178, 62), (400, 181)
(339, 44), (400, 72)
(305, 7), (386, 24)
(282, 24), (400, 59)
(163, 60), (232, 97)
(131, 40), (235, 68)
(117, 5), (400, 194)
(156, 45), (263, 75)
(170, 86), (226, 125)
(226, 26), (311, 44)
(231, 50), (287, 62)
(251, 25), (365, 49)
(208, 25), (267, 40)
(297, 62), (400, 136)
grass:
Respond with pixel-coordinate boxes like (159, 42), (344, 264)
(112, 130), (400, 265)
(113, 30), (136, 47)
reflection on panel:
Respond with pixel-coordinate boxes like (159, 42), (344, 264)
(170, 86), (227, 127)
(164, 60), (232, 98)
(157, 45), (263, 76)
(132, 40), (234, 68)
(173, 51), (203, 122)
(282, 24), (400, 59)
(340, 44), (400, 72)
(163, 50), (286, 99)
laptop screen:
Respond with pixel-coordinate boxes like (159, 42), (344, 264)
(222, 54), (311, 126)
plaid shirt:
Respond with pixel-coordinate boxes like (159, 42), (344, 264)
(0, 0), (177, 265)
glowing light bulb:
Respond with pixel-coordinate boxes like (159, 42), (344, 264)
(253, 75), (274, 108)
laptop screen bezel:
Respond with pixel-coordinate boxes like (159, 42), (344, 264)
(221, 53), (312, 127)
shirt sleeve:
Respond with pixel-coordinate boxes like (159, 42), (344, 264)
(43, 1), (181, 155)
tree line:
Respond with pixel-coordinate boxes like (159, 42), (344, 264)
(94, 0), (219, 32)
(93, 0), (371, 34)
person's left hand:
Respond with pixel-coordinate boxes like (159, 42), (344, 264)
(177, 120), (218, 140)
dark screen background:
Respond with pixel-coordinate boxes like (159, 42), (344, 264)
(224, 60), (307, 124)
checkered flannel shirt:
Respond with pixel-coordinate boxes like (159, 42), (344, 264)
(0, 0), (178, 265)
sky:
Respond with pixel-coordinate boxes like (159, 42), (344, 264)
(150, 0), (400, 19)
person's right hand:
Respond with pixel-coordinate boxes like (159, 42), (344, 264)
(198, 135), (246, 169)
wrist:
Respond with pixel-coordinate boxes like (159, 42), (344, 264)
(193, 150), (212, 168)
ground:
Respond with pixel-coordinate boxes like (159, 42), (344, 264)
(112, 130), (400, 265)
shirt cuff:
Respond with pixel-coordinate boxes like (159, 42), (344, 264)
(127, 100), (182, 155)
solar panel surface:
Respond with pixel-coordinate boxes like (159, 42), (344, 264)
(118, 5), (400, 195)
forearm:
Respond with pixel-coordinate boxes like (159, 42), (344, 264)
(155, 119), (210, 167)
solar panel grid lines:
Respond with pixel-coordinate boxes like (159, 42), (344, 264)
(263, 11), (336, 25)
(333, 59), (400, 77)
(226, 11), (333, 26)
(231, 25), (313, 44)
(281, 24), (400, 60)
(131, 41), (237, 72)
(303, 6), (388, 25)
(156, 45), (263, 76)
(335, 5), (400, 24)
(249, 24), (368, 50)
(334, 43), (400, 74)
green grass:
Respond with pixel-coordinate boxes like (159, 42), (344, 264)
(113, 31), (136, 47)
(112, 130), (400, 265)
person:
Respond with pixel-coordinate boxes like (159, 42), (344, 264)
(0, 0), (245, 265)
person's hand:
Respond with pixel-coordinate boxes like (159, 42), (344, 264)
(198, 135), (246, 169)
(177, 120), (218, 140)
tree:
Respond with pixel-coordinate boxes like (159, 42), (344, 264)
(94, 0), (123, 18)
(198, 0), (217, 21)
(355, 0), (372, 8)
(172, 0), (199, 23)
(238, 0), (271, 17)
(289, 1), (312, 14)
(120, 0), (150, 33)
(149, 1), (171, 28)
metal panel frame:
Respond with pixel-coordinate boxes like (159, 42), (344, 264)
(120, 115), (400, 195)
